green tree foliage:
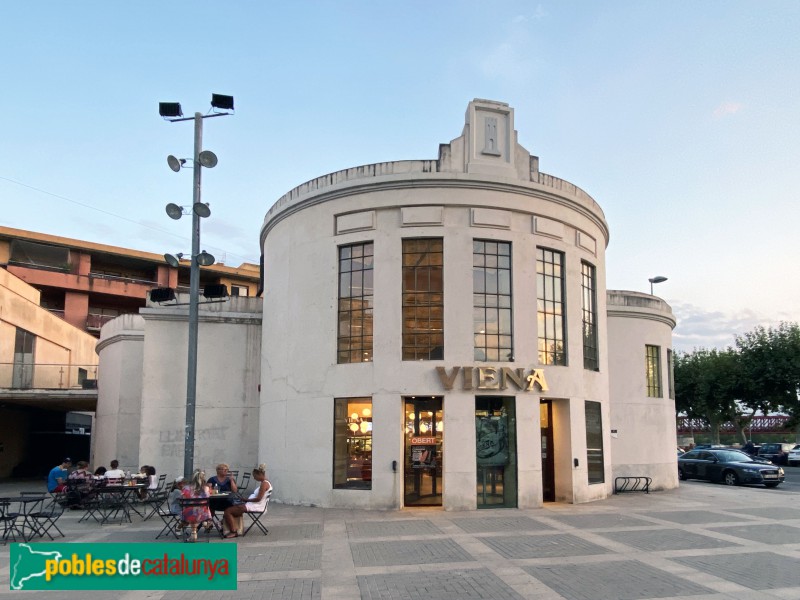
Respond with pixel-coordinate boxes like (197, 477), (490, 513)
(675, 322), (800, 441)
(735, 323), (800, 423)
(674, 348), (740, 443)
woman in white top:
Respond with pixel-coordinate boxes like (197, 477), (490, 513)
(223, 463), (271, 538)
(104, 460), (125, 481)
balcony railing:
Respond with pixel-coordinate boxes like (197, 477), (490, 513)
(88, 271), (159, 286)
(86, 313), (118, 330)
(0, 363), (99, 390)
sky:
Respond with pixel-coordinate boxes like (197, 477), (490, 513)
(1, 2), (798, 352)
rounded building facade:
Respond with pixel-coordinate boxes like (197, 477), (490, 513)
(260, 100), (671, 510)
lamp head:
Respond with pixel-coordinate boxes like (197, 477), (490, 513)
(648, 276), (668, 285)
(196, 251), (215, 267)
(210, 94), (234, 111)
(159, 102), (183, 118)
(149, 287), (176, 303)
(198, 150), (218, 169)
(192, 203), (211, 218)
(164, 253), (183, 268)
(167, 155), (186, 172)
(165, 203), (184, 220)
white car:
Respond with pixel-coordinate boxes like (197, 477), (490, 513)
(787, 445), (800, 467)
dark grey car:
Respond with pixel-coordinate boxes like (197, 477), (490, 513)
(678, 448), (785, 487)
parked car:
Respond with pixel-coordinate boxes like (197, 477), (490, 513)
(757, 443), (797, 466)
(678, 448), (785, 487)
(786, 445), (800, 467)
(693, 444), (728, 450)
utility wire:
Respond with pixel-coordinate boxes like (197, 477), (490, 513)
(0, 175), (259, 265)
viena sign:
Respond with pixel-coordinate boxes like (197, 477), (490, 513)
(435, 366), (549, 392)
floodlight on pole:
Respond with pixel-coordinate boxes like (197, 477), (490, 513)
(648, 276), (668, 295)
(193, 203), (211, 218)
(210, 94), (234, 111)
(164, 253), (183, 268)
(159, 93), (233, 479)
(165, 203), (184, 220)
(159, 102), (183, 118)
(167, 155), (187, 172)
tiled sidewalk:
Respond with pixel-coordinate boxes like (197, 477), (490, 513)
(2, 480), (800, 599)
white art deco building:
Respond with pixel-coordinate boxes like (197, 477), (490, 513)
(96, 99), (677, 510)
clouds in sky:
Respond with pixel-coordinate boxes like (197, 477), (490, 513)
(712, 101), (744, 119)
(670, 300), (793, 353)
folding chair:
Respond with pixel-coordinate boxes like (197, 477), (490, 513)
(143, 486), (169, 521)
(0, 499), (23, 544)
(24, 492), (65, 540)
(238, 472), (251, 494)
(177, 497), (218, 543)
(242, 488), (272, 537)
(155, 494), (181, 540)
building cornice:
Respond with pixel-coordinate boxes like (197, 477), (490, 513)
(139, 307), (262, 326)
(260, 173), (610, 246)
(95, 331), (144, 353)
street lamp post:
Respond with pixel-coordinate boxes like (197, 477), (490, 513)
(648, 275), (668, 295)
(159, 95), (233, 478)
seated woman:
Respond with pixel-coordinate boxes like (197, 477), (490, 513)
(168, 476), (187, 516)
(138, 465), (158, 500)
(222, 463), (271, 539)
(207, 463), (238, 494)
(67, 461), (93, 507)
(180, 470), (213, 542)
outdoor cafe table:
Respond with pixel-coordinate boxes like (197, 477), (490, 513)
(207, 493), (237, 537)
(0, 495), (48, 542)
(94, 483), (147, 525)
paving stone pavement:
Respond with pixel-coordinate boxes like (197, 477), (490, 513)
(2, 479), (800, 599)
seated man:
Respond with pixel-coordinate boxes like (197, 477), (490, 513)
(47, 458), (72, 493)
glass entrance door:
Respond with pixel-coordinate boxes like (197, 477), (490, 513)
(476, 396), (517, 508)
(540, 400), (555, 502)
(403, 396), (443, 506)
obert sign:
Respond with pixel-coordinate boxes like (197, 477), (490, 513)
(436, 366), (548, 392)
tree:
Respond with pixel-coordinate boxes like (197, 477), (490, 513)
(674, 348), (740, 443)
(675, 322), (800, 442)
(735, 322), (800, 423)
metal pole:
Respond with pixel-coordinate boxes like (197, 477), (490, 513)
(184, 112), (203, 479)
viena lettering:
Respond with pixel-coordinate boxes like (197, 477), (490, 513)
(435, 366), (549, 392)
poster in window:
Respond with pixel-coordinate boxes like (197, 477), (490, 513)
(410, 436), (436, 469)
(476, 415), (508, 466)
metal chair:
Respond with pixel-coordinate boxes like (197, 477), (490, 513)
(238, 472), (251, 494)
(155, 493), (181, 540)
(24, 492), (65, 540)
(0, 498), (23, 544)
(177, 497), (218, 542)
(242, 487), (272, 537)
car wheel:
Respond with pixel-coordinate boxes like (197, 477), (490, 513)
(678, 467), (686, 481)
(791, 461), (800, 467)
(723, 471), (739, 486)
(765, 482), (780, 488)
